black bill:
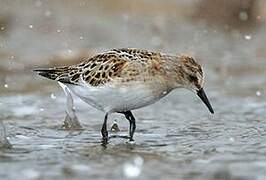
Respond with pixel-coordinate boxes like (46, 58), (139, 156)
(197, 88), (214, 114)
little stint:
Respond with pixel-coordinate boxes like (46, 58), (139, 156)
(34, 48), (214, 144)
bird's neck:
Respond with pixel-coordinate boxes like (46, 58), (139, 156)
(160, 54), (186, 89)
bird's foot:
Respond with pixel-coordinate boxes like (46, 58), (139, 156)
(101, 137), (109, 147)
(126, 139), (136, 145)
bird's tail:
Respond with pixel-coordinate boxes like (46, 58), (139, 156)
(33, 68), (58, 80)
(33, 67), (72, 83)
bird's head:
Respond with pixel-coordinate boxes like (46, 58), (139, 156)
(177, 55), (214, 114)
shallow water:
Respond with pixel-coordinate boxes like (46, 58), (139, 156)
(1, 1), (266, 180)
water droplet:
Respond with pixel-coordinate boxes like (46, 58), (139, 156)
(50, 93), (56, 99)
(29, 24), (34, 29)
(40, 108), (44, 112)
(239, 11), (248, 21)
(256, 91), (261, 96)
(123, 156), (143, 178)
(45, 10), (51, 17)
(0, 27), (5, 31)
(79, 36), (84, 40)
(229, 137), (235, 142)
(35, 0), (42, 7)
(256, 16), (261, 20)
(122, 13), (129, 21)
(56, 29), (62, 33)
(244, 34), (252, 40)
(10, 55), (15, 59)
(67, 49), (72, 54)
(4, 84), (8, 88)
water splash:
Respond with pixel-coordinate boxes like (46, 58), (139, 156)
(244, 35), (252, 40)
(58, 82), (82, 129)
(45, 10), (51, 17)
(50, 93), (56, 99)
(0, 120), (11, 148)
(256, 91), (261, 96)
(67, 49), (72, 54)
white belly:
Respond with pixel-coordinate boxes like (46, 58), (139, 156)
(65, 81), (170, 113)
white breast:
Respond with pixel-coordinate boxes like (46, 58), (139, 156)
(65, 81), (170, 113)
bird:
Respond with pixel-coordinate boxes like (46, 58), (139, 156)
(34, 48), (214, 144)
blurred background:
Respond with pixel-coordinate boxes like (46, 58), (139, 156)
(0, 0), (266, 180)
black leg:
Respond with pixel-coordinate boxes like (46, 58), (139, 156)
(122, 111), (136, 141)
(101, 113), (108, 144)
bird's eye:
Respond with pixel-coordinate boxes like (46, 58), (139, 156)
(188, 75), (198, 82)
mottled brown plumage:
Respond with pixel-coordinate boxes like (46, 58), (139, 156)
(34, 48), (209, 96)
(34, 48), (166, 86)
(34, 48), (214, 143)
